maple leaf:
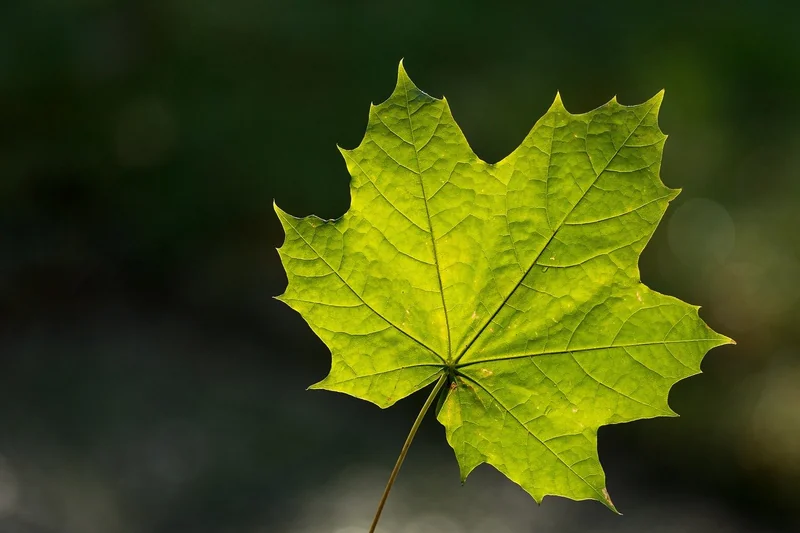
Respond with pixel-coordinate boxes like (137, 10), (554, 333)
(275, 61), (732, 518)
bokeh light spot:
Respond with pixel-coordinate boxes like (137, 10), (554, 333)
(668, 198), (736, 269)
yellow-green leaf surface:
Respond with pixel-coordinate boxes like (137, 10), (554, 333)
(275, 62), (732, 510)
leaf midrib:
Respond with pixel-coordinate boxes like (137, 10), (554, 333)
(284, 218), (446, 364)
(454, 338), (717, 369)
(285, 98), (657, 375)
(457, 372), (610, 504)
(400, 74), (453, 361)
(452, 102), (657, 365)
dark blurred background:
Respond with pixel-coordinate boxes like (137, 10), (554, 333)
(1, 1), (799, 532)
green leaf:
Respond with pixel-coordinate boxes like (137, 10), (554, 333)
(275, 61), (732, 511)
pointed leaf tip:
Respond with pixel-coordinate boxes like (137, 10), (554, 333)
(336, 143), (351, 157)
(395, 58), (421, 94)
(550, 91), (565, 111)
(601, 488), (619, 514)
(397, 58), (409, 80)
(648, 89), (666, 109)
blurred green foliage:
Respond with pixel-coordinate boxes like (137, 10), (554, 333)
(1, 1), (799, 532)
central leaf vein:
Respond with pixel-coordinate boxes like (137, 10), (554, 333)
(457, 372), (607, 500)
(452, 102), (657, 365)
(400, 73), (453, 360)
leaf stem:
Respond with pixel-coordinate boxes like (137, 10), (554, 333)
(369, 373), (448, 533)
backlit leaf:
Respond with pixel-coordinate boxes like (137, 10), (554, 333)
(275, 61), (732, 510)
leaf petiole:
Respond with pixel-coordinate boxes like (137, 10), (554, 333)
(369, 372), (448, 533)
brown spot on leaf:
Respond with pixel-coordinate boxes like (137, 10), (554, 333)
(602, 487), (615, 507)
